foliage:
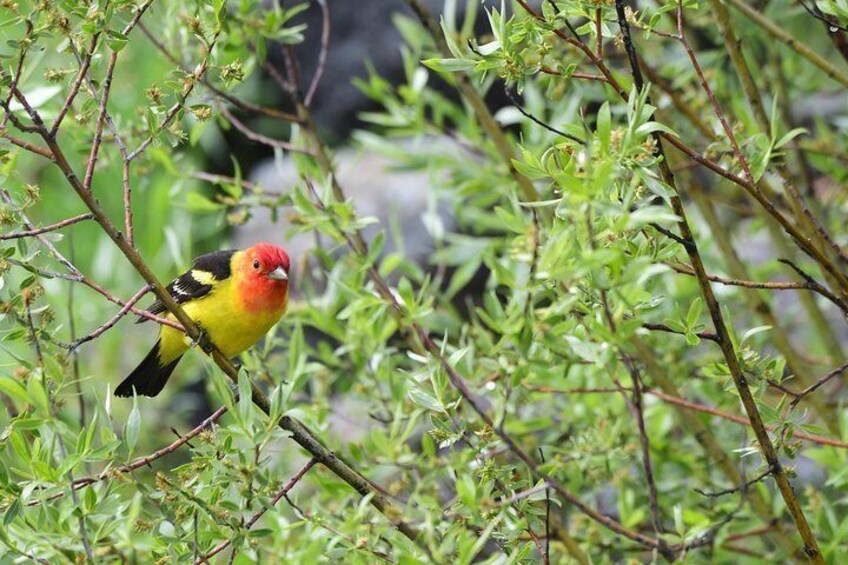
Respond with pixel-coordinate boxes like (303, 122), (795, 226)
(1, 0), (848, 563)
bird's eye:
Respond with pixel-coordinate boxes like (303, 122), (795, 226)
(252, 260), (260, 270)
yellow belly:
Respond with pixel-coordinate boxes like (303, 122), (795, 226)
(157, 279), (287, 364)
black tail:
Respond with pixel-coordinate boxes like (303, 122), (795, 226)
(115, 340), (182, 398)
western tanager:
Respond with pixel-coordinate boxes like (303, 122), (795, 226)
(116, 243), (290, 398)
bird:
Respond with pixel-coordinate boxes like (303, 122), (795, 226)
(115, 242), (290, 398)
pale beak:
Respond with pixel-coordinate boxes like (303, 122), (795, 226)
(267, 266), (288, 281)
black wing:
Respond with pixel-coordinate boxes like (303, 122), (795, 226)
(138, 250), (237, 321)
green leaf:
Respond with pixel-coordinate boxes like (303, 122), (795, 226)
(597, 102), (611, 152)
(238, 367), (253, 424)
(421, 58), (476, 73)
(3, 498), (20, 526)
(124, 397), (140, 455)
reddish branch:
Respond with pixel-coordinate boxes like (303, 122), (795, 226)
(28, 406), (229, 506)
(304, 0), (330, 107)
(0, 213), (93, 240)
(526, 385), (848, 449)
(60, 285), (153, 350)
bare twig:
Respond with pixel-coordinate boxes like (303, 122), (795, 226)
(788, 360), (848, 412)
(695, 466), (774, 498)
(527, 385), (848, 449)
(304, 0), (330, 106)
(60, 285), (153, 350)
(0, 213), (93, 240)
(218, 104), (312, 154)
(503, 87), (584, 145)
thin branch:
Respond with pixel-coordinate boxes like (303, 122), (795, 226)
(788, 359), (848, 412)
(612, 1), (823, 558)
(127, 32), (220, 161)
(51, 34), (100, 136)
(29, 406), (229, 506)
(218, 104), (313, 154)
(138, 22), (299, 122)
(0, 213), (93, 240)
(304, 0), (330, 106)
(725, 0), (848, 87)
(694, 466), (774, 498)
(83, 51), (118, 192)
(779, 258), (848, 313)
(60, 284), (152, 351)
(0, 131), (53, 159)
(504, 87), (584, 144)
(0, 20), (31, 130)
(527, 385), (848, 449)
(194, 458), (318, 564)
(642, 322), (719, 343)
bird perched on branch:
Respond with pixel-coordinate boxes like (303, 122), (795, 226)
(116, 243), (290, 398)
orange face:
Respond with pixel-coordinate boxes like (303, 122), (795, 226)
(238, 243), (290, 312)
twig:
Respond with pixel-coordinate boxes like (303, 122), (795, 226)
(694, 466), (774, 498)
(194, 458), (318, 564)
(138, 22), (299, 122)
(304, 0), (330, 106)
(779, 258), (848, 313)
(51, 33), (100, 136)
(788, 360), (848, 412)
(0, 213), (93, 240)
(29, 406), (229, 506)
(539, 448), (550, 565)
(60, 285), (153, 351)
(218, 104), (312, 154)
(612, 1), (823, 558)
(725, 0), (848, 87)
(642, 322), (719, 343)
(503, 87), (584, 144)
(526, 385), (848, 449)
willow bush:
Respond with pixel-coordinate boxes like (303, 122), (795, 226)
(1, 0), (848, 563)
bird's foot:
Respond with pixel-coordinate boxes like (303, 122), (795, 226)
(191, 327), (215, 354)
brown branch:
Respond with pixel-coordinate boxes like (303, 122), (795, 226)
(0, 213), (93, 240)
(649, 389), (848, 449)
(539, 66), (607, 82)
(50, 34), (100, 136)
(194, 458), (318, 564)
(128, 32), (220, 161)
(218, 104), (313, 154)
(0, 20), (31, 130)
(527, 385), (848, 449)
(788, 360), (848, 412)
(138, 22), (299, 122)
(0, 131), (53, 159)
(694, 466), (774, 498)
(642, 322), (719, 343)
(60, 284), (152, 350)
(28, 405), (229, 506)
(611, 2), (823, 559)
(724, 0), (848, 87)
(304, 0), (330, 107)
(83, 51), (118, 191)
(669, 263), (812, 291)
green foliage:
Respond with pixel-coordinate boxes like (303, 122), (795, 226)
(1, 0), (848, 563)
